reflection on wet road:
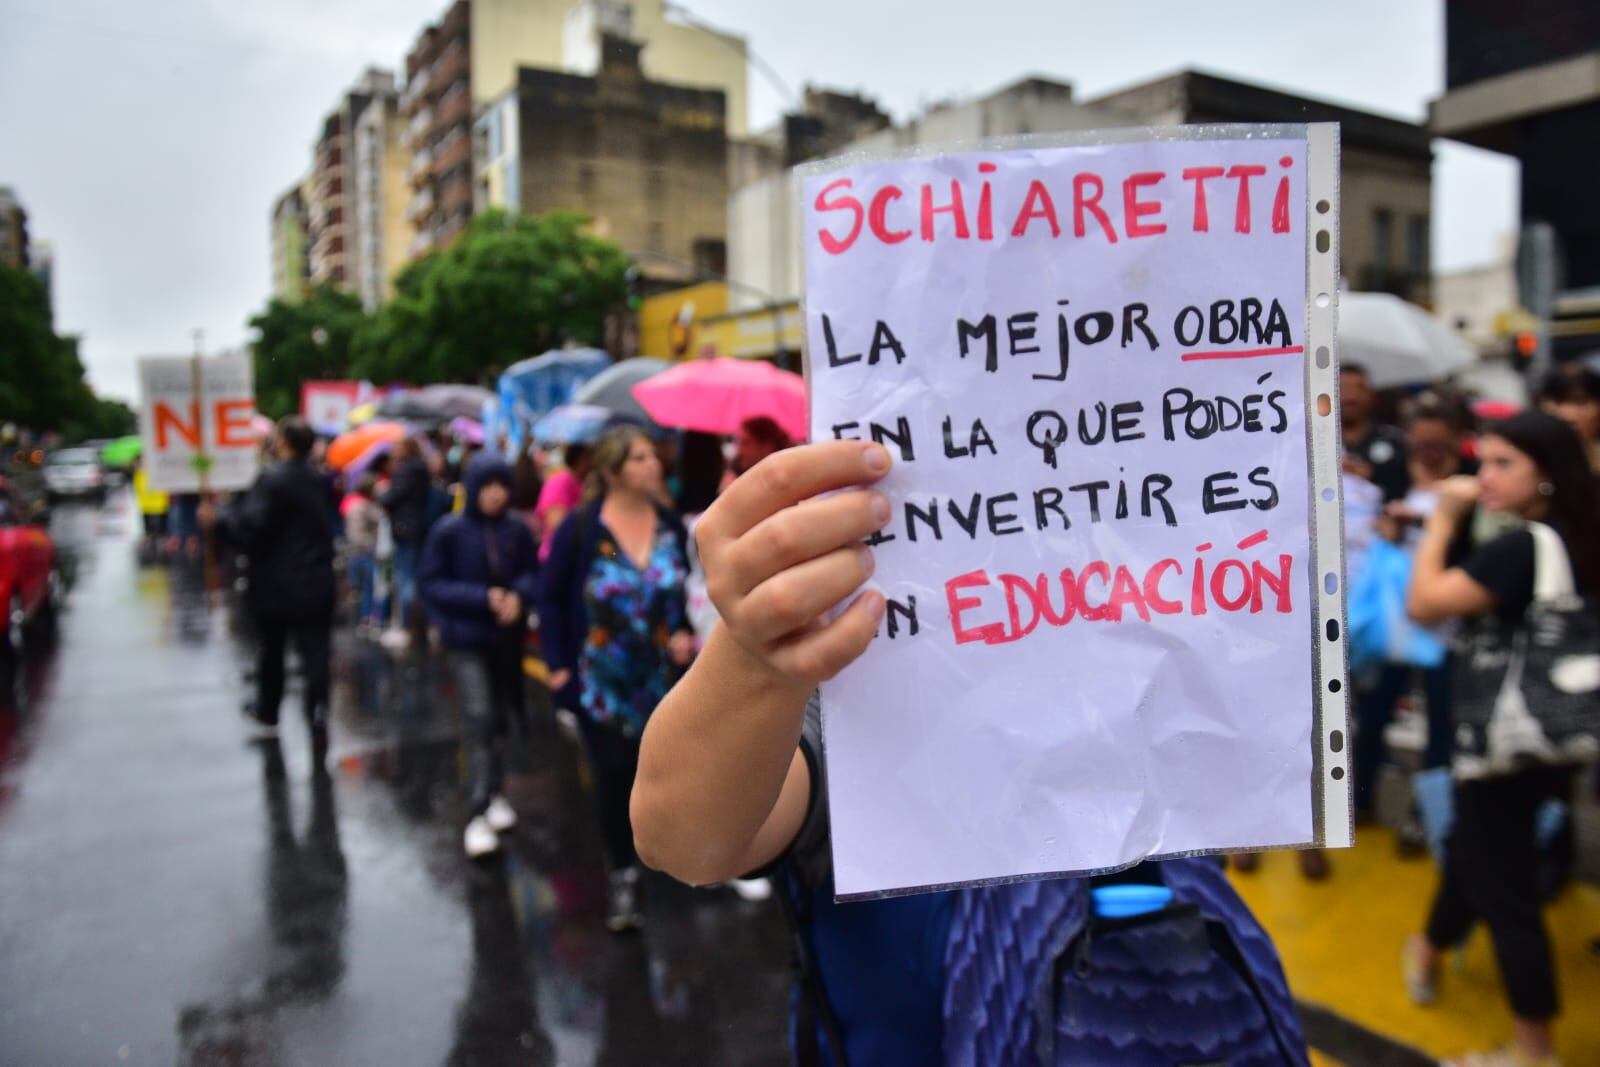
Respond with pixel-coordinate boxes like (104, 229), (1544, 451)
(0, 498), (793, 1065)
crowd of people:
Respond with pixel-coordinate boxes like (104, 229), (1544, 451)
(196, 413), (794, 919)
(1332, 361), (1600, 1067)
(165, 358), (1600, 1067)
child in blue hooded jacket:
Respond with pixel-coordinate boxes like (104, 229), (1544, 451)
(419, 452), (540, 858)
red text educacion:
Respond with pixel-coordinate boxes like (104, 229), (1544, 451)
(943, 530), (1294, 647)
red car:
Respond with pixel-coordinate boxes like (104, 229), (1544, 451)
(0, 508), (55, 655)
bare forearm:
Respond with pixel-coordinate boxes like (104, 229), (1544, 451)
(632, 624), (812, 884)
(1408, 512), (1458, 621)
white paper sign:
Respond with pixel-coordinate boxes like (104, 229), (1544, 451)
(139, 354), (259, 493)
(801, 126), (1349, 899)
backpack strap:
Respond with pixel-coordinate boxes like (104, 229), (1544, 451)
(1527, 521), (1577, 605)
(773, 862), (851, 1067)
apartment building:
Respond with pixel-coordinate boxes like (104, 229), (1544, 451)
(307, 68), (407, 305)
(1088, 71), (1434, 303)
(271, 182), (311, 303)
(0, 186), (28, 271)
(402, 0), (748, 257)
(474, 34), (728, 284)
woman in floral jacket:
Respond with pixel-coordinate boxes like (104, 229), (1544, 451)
(538, 426), (694, 931)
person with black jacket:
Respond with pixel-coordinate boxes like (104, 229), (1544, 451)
(419, 453), (540, 859)
(537, 427), (694, 930)
(208, 417), (337, 745)
(380, 436), (433, 635)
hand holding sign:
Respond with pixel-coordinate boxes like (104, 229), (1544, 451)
(697, 440), (893, 685)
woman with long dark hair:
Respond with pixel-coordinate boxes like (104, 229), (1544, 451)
(537, 427), (695, 930)
(1405, 411), (1600, 1067)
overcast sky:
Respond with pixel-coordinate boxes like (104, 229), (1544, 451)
(0, 0), (1516, 402)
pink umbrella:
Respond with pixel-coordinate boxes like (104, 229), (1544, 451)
(631, 358), (807, 441)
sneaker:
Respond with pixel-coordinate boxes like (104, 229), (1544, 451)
(729, 877), (773, 902)
(241, 707), (278, 741)
(1402, 934), (1439, 1006)
(606, 867), (643, 932)
(484, 795), (517, 834)
(1443, 1046), (1562, 1067)
(463, 815), (500, 859)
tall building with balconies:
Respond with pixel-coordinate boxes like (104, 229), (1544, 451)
(0, 186), (29, 271)
(271, 182), (311, 303)
(401, 0), (749, 259)
(352, 84), (410, 309)
(305, 69), (407, 304)
(308, 108), (351, 288)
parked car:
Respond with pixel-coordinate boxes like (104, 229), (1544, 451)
(42, 447), (105, 501)
(0, 498), (56, 656)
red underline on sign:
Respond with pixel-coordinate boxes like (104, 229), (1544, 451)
(1181, 345), (1305, 362)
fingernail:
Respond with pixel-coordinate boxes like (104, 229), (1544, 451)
(857, 545), (876, 577)
(864, 445), (890, 474)
(871, 493), (891, 524)
(865, 590), (887, 622)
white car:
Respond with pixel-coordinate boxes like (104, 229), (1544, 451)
(43, 448), (106, 501)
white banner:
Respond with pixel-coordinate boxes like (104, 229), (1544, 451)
(138, 354), (259, 493)
(801, 125), (1348, 899)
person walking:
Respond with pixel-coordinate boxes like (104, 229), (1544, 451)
(1354, 399), (1474, 823)
(132, 456), (170, 557)
(418, 453), (540, 859)
(719, 415), (794, 493)
(537, 427), (694, 931)
(1404, 411), (1600, 1067)
(1341, 362), (1410, 502)
(341, 473), (384, 636)
(208, 417), (337, 747)
(380, 436), (433, 644)
(1536, 362), (1600, 475)
(535, 443), (591, 563)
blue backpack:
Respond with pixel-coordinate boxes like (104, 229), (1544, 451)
(783, 857), (1308, 1066)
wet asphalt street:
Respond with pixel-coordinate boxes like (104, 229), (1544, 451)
(0, 499), (794, 1066)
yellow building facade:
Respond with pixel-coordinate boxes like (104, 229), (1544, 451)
(637, 282), (801, 364)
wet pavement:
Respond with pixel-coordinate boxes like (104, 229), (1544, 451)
(0, 499), (793, 1066)
(10, 496), (1600, 1067)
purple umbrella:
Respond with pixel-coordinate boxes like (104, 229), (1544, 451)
(449, 416), (485, 445)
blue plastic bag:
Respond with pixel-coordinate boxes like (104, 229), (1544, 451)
(1348, 539), (1446, 673)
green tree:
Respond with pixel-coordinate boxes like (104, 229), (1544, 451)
(0, 263), (104, 436)
(81, 396), (137, 439)
(249, 283), (369, 418)
(353, 209), (630, 385)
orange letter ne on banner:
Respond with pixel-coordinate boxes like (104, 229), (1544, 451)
(215, 400), (255, 448)
(153, 401), (201, 449)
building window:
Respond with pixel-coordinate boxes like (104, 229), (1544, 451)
(1372, 209), (1393, 270)
(1406, 216), (1427, 277)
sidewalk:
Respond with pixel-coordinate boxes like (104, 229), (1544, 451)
(1232, 827), (1600, 1065)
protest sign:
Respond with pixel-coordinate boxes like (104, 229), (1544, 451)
(139, 354), (259, 493)
(801, 125), (1348, 899)
(301, 379), (368, 436)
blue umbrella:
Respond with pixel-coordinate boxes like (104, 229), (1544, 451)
(532, 404), (619, 446)
(498, 348), (613, 427)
